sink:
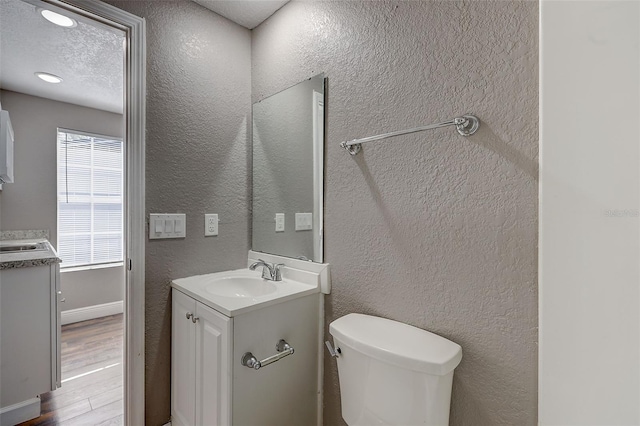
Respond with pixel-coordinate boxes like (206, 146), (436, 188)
(172, 266), (323, 317)
(0, 245), (38, 252)
(204, 276), (277, 298)
(0, 242), (47, 253)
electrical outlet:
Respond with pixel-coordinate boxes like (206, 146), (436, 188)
(205, 214), (218, 236)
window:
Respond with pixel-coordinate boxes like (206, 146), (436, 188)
(57, 129), (123, 269)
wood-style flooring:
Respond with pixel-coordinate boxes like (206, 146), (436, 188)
(18, 314), (124, 426)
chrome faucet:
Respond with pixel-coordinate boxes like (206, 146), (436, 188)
(249, 259), (284, 281)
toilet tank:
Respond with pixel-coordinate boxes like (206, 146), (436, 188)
(329, 314), (462, 426)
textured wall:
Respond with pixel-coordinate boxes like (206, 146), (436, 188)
(252, 2), (538, 425)
(103, 1), (252, 424)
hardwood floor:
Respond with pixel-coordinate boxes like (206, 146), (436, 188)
(18, 314), (124, 426)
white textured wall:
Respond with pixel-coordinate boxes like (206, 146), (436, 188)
(539, 1), (640, 424)
(252, 2), (538, 425)
(104, 1), (252, 424)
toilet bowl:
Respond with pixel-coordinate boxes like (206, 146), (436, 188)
(329, 313), (462, 426)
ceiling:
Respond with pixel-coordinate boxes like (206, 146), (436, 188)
(0, 0), (288, 115)
(0, 0), (124, 114)
(193, 0), (289, 29)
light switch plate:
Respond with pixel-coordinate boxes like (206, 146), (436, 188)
(205, 214), (219, 236)
(275, 213), (285, 232)
(149, 214), (186, 239)
(295, 213), (313, 231)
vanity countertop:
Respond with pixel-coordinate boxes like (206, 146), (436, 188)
(172, 268), (320, 317)
(0, 238), (62, 270)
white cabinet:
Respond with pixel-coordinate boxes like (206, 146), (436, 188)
(0, 263), (61, 413)
(0, 109), (14, 184)
(171, 288), (321, 426)
(171, 289), (232, 426)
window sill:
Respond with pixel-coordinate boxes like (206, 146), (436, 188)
(61, 262), (124, 273)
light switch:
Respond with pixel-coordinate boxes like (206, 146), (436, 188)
(173, 215), (185, 237)
(275, 213), (285, 232)
(149, 214), (186, 239)
(295, 213), (313, 231)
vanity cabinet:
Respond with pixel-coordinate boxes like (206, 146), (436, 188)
(172, 289), (232, 426)
(171, 286), (321, 426)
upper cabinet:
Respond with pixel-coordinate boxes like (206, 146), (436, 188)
(0, 109), (14, 184)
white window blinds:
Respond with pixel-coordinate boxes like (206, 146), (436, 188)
(57, 130), (123, 268)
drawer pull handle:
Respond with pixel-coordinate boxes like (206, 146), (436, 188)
(241, 339), (294, 370)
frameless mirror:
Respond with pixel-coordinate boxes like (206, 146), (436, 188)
(252, 74), (325, 263)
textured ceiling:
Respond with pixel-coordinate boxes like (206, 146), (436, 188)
(0, 0), (124, 113)
(192, 0), (289, 29)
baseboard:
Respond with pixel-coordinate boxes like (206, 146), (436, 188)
(0, 396), (40, 426)
(61, 300), (124, 325)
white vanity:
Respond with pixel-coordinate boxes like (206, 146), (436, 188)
(0, 236), (62, 425)
(171, 74), (329, 426)
(171, 253), (330, 426)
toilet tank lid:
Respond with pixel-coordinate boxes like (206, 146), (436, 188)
(329, 313), (462, 376)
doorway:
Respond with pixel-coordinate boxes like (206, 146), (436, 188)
(0, 0), (145, 423)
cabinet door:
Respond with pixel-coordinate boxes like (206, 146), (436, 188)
(52, 264), (61, 389)
(172, 289), (197, 426)
(0, 266), (52, 407)
(195, 301), (232, 426)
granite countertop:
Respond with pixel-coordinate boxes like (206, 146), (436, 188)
(0, 238), (62, 270)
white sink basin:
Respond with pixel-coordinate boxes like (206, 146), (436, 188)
(172, 268), (321, 317)
(204, 276), (277, 298)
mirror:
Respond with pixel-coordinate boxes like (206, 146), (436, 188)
(252, 74), (325, 263)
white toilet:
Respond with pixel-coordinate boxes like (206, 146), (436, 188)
(329, 313), (462, 426)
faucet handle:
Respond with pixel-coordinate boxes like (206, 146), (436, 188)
(260, 265), (273, 280)
(273, 263), (285, 281)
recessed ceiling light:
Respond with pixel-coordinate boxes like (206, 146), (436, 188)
(39, 9), (77, 28)
(35, 72), (63, 84)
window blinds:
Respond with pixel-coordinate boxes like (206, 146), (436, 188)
(57, 130), (123, 268)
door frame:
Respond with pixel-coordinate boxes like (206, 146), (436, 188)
(38, 0), (146, 424)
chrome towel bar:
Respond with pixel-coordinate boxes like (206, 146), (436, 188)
(241, 339), (294, 370)
(339, 114), (480, 155)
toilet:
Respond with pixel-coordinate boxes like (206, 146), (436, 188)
(329, 313), (462, 426)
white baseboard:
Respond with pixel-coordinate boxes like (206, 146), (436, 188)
(62, 300), (124, 325)
(0, 396), (40, 426)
